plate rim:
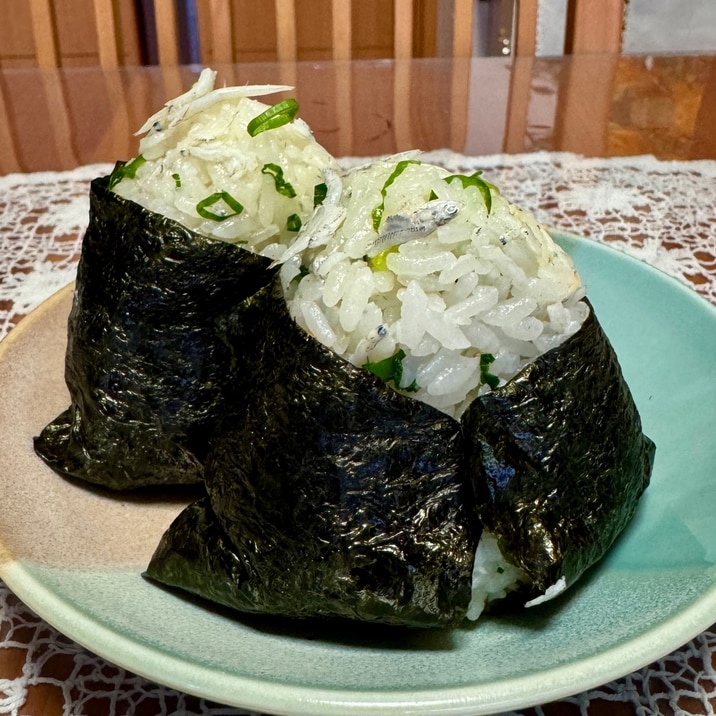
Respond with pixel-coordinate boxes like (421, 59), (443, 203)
(2, 233), (716, 715)
(4, 556), (716, 716)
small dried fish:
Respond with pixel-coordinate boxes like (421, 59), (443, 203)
(366, 200), (459, 257)
(136, 68), (292, 136)
(271, 203), (347, 267)
(365, 324), (388, 351)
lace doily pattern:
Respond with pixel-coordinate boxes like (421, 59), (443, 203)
(1, 153), (715, 716)
(0, 164), (110, 338)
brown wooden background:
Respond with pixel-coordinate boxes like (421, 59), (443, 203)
(0, 0), (443, 68)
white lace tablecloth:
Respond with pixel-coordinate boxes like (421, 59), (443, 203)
(1, 151), (715, 716)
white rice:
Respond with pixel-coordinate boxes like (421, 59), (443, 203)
(281, 156), (588, 419)
(280, 155), (589, 620)
(111, 68), (337, 258)
(467, 532), (529, 620)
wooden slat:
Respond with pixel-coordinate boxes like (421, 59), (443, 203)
(690, 64), (716, 158)
(450, 56), (471, 147)
(515, 0), (624, 57)
(452, 0), (475, 57)
(15, 0), (141, 69)
(503, 54), (534, 152)
(331, 0), (352, 60)
(514, 0), (538, 56)
(116, 0), (143, 65)
(335, 61), (353, 154)
(275, 0), (297, 62)
(194, 0), (481, 66)
(279, 61), (298, 88)
(393, 59), (412, 146)
(159, 65), (186, 109)
(91, 69), (131, 161)
(557, 53), (619, 154)
(566, 0), (624, 54)
(197, 0), (234, 65)
(28, 0), (60, 68)
(92, 0), (120, 68)
(154, 0), (180, 66)
(394, 0), (414, 59)
(42, 69), (78, 167)
(0, 81), (21, 172)
(195, 2), (211, 63)
(212, 0), (233, 64)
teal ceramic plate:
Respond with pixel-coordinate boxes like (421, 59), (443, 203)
(1, 233), (715, 716)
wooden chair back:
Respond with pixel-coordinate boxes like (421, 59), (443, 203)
(0, 0), (143, 68)
(514, 0), (626, 56)
(189, 0), (476, 65)
(2, 0), (476, 69)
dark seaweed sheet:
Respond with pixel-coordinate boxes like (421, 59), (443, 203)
(147, 279), (480, 628)
(34, 175), (275, 490)
(147, 281), (653, 627)
(462, 300), (655, 600)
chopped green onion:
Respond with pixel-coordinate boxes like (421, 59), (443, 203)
(262, 163), (296, 198)
(195, 191), (244, 221)
(172, 172), (182, 188)
(313, 182), (328, 207)
(247, 98), (299, 137)
(428, 189), (439, 201)
(364, 348), (418, 392)
(480, 353), (500, 389)
(371, 159), (421, 232)
(108, 155), (146, 189)
(402, 378), (419, 393)
(364, 349), (404, 381)
(291, 265), (310, 284)
(287, 213), (302, 232)
(445, 171), (498, 214)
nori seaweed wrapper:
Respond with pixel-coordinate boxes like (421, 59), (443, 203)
(34, 175), (275, 490)
(147, 279), (480, 628)
(147, 283), (654, 627)
(462, 300), (655, 602)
